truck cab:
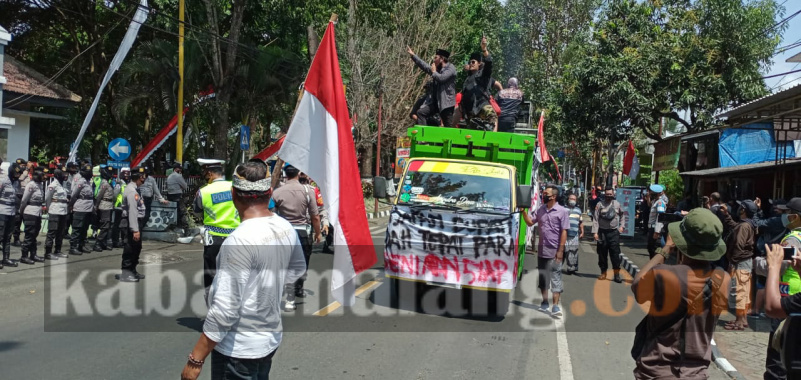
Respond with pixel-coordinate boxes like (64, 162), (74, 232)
(374, 126), (536, 316)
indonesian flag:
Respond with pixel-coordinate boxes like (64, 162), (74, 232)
(623, 140), (636, 176)
(535, 111), (550, 163)
(277, 20), (376, 306)
(252, 135), (285, 162)
(629, 154), (640, 179)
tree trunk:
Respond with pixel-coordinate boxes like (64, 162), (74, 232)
(307, 25), (319, 61)
(360, 144), (373, 178)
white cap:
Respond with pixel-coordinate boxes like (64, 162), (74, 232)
(197, 158), (225, 167)
(120, 167), (130, 172)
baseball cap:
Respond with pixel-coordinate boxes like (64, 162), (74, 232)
(649, 184), (664, 193)
(737, 199), (759, 217)
(777, 197), (801, 213)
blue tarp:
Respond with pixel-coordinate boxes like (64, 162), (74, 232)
(719, 123), (796, 167)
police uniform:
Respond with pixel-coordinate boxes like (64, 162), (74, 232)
(139, 167), (165, 226)
(119, 168), (147, 282)
(647, 184), (668, 259)
(111, 168), (129, 248)
(63, 162), (79, 231)
(45, 171), (70, 258)
(12, 158), (28, 246)
(0, 164), (24, 268)
(93, 167), (119, 251)
(192, 159), (240, 291)
(68, 165), (95, 255)
(19, 168), (47, 264)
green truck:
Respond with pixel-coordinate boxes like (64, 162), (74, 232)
(374, 126), (536, 315)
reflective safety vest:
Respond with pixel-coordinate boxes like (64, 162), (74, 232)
(115, 183), (126, 207)
(93, 176), (102, 197)
(200, 180), (240, 236)
(780, 230), (801, 297)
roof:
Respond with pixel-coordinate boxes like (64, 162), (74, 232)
(789, 51), (801, 63)
(680, 158), (801, 178)
(2, 55), (81, 103)
(716, 83), (801, 122)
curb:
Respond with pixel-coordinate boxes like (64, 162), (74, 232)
(617, 252), (745, 380)
(366, 209), (391, 219)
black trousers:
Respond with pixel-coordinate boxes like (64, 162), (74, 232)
(498, 116), (516, 132)
(12, 211), (22, 241)
(46, 214), (68, 253)
(211, 349), (275, 380)
(647, 227), (659, 259)
(596, 228), (622, 272)
(143, 196), (153, 227)
(111, 209), (125, 245)
(764, 317), (787, 380)
(22, 214), (41, 258)
(120, 218), (145, 274)
(286, 229), (312, 301)
(70, 212), (91, 249)
(203, 235), (226, 289)
(95, 209), (112, 247)
(440, 106), (455, 128)
(0, 214), (14, 259)
(167, 194), (186, 229)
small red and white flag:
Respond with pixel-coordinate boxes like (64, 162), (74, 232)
(535, 111), (550, 164)
(623, 140), (636, 176)
(277, 20), (376, 306)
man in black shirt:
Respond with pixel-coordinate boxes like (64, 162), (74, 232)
(459, 36), (494, 131)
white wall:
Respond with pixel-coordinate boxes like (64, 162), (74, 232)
(7, 114), (29, 161)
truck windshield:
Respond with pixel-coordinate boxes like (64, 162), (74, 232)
(397, 161), (512, 212)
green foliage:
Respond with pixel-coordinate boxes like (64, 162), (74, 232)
(361, 180), (374, 199)
(659, 169), (684, 206)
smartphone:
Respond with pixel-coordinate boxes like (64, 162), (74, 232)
(784, 246), (798, 260)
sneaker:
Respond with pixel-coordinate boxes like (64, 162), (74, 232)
(539, 301), (550, 312)
(551, 305), (562, 317)
(284, 300), (296, 312)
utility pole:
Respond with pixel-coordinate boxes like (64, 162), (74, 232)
(655, 116), (663, 184)
(374, 81), (383, 214)
(176, 0), (185, 165)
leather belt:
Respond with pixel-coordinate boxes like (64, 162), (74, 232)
(0, 200), (15, 206)
(27, 201), (43, 206)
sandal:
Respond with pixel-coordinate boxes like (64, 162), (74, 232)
(723, 324), (747, 331)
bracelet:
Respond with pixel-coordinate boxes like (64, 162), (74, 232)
(188, 353), (204, 366)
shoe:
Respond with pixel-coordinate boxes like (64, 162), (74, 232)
(597, 273), (607, 280)
(551, 305), (562, 317)
(69, 249), (83, 256)
(295, 289), (306, 298)
(11, 240), (20, 247)
(321, 246), (334, 254)
(92, 246), (103, 252)
(539, 301), (550, 312)
(284, 300), (296, 312)
(31, 255), (45, 263)
(112, 243), (124, 248)
(19, 257), (35, 265)
(55, 252), (69, 258)
(118, 274), (139, 283)
(44, 254), (59, 261)
(614, 274), (622, 283)
(104, 245), (113, 251)
(133, 272), (146, 280)
(80, 246), (91, 254)
(2, 258), (19, 267)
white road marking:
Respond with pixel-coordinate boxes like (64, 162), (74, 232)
(555, 318), (575, 380)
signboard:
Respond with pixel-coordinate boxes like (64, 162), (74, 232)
(108, 138), (131, 161)
(616, 188), (637, 237)
(106, 160), (129, 170)
(384, 206), (520, 290)
(652, 137), (681, 172)
(239, 125), (251, 150)
(397, 136), (411, 149)
(395, 147), (411, 178)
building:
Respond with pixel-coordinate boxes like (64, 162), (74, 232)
(0, 25), (81, 162)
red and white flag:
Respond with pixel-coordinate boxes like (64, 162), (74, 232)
(535, 111), (550, 163)
(277, 20), (376, 306)
(623, 140), (636, 176)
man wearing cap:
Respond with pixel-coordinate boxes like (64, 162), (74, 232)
(167, 163), (188, 234)
(719, 199), (758, 331)
(0, 164), (24, 268)
(458, 36), (495, 130)
(45, 169), (70, 259)
(647, 184), (668, 259)
(180, 160), (306, 380)
(592, 186), (626, 283)
(193, 159), (241, 298)
(18, 166), (47, 264)
(406, 45), (456, 127)
(119, 167), (148, 282)
(92, 166), (119, 252)
(631, 208), (730, 379)
(11, 158), (29, 246)
(112, 168), (130, 248)
(272, 164), (322, 312)
(68, 163), (96, 255)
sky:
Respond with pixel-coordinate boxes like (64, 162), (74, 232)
(765, 1), (801, 92)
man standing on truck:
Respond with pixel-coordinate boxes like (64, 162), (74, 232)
(521, 184), (569, 317)
(406, 46), (456, 127)
(458, 36), (495, 131)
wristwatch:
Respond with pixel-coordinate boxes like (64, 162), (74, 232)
(656, 247), (670, 261)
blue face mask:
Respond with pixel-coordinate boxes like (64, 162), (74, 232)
(782, 213), (794, 228)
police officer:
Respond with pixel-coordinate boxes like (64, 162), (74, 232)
(119, 167), (147, 282)
(19, 166), (47, 264)
(0, 163), (24, 268)
(68, 164), (95, 255)
(647, 184), (669, 259)
(166, 163), (188, 234)
(45, 168), (70, 259)
(139, 166), (168, 227)
(11, 158), (29, 246)
(93, 166), (119, 251)
(192, 159), (240, 297)
(111, 168), (129, 248)
(272, 165), (322, 311)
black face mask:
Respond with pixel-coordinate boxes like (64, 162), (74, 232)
(81, 171), (92, 180)
(33, 173), (44, 183)
(605, 195), (614, 201)
(542, 194), (553, 203)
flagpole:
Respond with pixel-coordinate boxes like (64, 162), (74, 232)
(374, 81), (383, 214)
(176, 0), (185, 165)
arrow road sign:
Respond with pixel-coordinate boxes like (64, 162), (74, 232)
(108, 138), (132, 161)
(240, 125), (250, 150)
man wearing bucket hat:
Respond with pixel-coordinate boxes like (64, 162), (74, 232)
(631, 208), (730, 379)
(646, 184), (669, 259)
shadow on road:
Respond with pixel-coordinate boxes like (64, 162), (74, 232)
(0, 341), (23, 352)
(175, 317), (203, 332)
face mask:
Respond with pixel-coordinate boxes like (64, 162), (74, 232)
(605, 195), (614, 201)
(782, 213), (795, 228)
(568, 200), (577, 207)
(33, 173), (44, 182)
(542, 194), (552, 203)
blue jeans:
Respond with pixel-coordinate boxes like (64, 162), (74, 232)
(211, 349), (275, 380)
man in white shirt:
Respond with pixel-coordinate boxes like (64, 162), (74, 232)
(181, 160), (306, 380)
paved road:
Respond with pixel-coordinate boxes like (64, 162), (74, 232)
(0, 217), (730, 379)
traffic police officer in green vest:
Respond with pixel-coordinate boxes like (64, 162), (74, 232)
(192, 158), (241, 297)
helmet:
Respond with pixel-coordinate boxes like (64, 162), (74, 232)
(100, 166), (112, 180)
(8, 163), (23, 180)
